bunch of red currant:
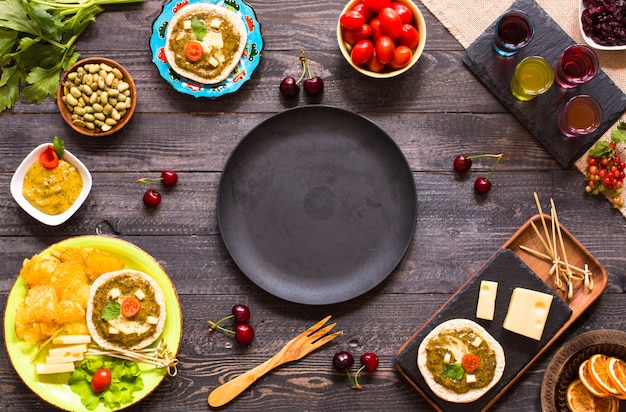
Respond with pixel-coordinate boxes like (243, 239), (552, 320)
(584, 122), (626, 209)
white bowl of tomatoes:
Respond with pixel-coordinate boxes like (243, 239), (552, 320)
(337, 0), (426, 78)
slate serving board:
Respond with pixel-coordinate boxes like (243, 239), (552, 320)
(462, 0), (626, 169)
(395, 248), (572, 412)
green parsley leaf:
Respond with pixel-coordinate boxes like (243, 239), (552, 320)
(53, 136), (64, 158)
(101, 301), (120, 321)
(191, 16), (207, 41)
(588, 141), (613, 158)
(611, 125), (626, 144)
(442, 363), (465, 380)
(0, 0), (144, 112)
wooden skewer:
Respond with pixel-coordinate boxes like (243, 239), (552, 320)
(551, 199), (573, 280)
(533, 192), (554, 254)
(530, 220), (554, 258)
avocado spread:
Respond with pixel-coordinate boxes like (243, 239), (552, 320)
(424, 327), (497, 394)
(91, 274), (161, 349)
(168, 10), (243, 80)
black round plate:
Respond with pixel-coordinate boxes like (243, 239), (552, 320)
(217, 106), (417, 305)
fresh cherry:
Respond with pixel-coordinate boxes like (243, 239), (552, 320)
(279, 76), (300, 97)
(234, 324), (255, 345)
(453, 155), (472, 172)
(359, 352), (379, 372)
(304, 77), (324, 96)
(161, 170), (178, 186)
(352, 352), (379, 389)
(333, 351), (355, 370)
(280, 50), (324, 98)
(232, 304), (251, 324)
(474, 176), (492, 194)
(143, 189), (161, 207)
(208, 305), (255, 345)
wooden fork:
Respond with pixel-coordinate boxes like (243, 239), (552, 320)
(208, 315), (341, 407)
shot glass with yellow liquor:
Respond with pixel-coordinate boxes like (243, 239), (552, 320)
(557, 95), (602, 138)
(510, 56), (554, 101)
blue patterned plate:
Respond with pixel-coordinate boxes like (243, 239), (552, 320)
(150, 0), (262, 97)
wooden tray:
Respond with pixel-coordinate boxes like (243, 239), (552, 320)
(396, 215), (607, 411)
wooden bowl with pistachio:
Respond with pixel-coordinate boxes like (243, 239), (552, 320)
(57, 57), (136, 137)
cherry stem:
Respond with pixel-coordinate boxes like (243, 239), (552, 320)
(208, 315), (235, 335)
(484, 153), (504, 181)
(353, 365), (366, 390)
(466, 153), (502, 160)
(345, 367), (356, 387)
(296, 49), (311, 84)
(137, 177), (162, 190)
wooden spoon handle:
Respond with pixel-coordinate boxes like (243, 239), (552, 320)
(208, 357), (280, 407)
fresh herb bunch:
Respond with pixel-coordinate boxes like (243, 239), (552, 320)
(0, 0), (143, 112)
(585, 121), (626, 208)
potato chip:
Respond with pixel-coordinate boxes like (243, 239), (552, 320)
(58, 246), (87, 265)
(63, 320), (89, 335)
(55, 300), (85, 324)
(19, 254), (60, 287)
(49, 261), (89, 299)
(21, 284), (57, 324)
(84, 249), (125, 281)
(22, 324), (49, 346)
(61, 281), (90, 309)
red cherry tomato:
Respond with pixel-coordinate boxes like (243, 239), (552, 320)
(362, 0), (390, 13)
(374, 35), (395, 64)
(391, 1), (413, 23)
(351, 39), (374, 66)
(185, 41), (203, 62)
(39, 145), (59, 169)
(91, 368), (112, 393)
(379, 7), (403, 38)
(340, 10), (365, 30)
(121, 296), (142, 318)
(366, 53), (386, 72)
(388, 45), (412, 69)
(462, 353), (480, 373)
(398, 23), (419, 49)
(351, 2), (374, 22)
(369, 17), (384, 42)
(342, 24), (372, 46)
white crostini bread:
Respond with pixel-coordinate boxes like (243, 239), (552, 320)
(86, 269), (166, 351)
(164, 3), (247, 84)
(417, 318), (505, 403)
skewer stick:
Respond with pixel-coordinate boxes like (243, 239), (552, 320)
(551, 199), (573, 279)
(530, 220), (554, 258)
(534, 192), (554, 253)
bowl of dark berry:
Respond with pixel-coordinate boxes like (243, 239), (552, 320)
(579, 0), (626, 51)
(337, 0), (426, 78)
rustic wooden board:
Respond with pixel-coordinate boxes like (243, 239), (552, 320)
(462, 0), (626, 169)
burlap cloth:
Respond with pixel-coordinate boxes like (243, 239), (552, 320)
(419, 0), (626, 215)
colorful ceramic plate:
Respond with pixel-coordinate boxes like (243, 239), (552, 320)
(4, 236), (183, 411)
(150, 0), (263, 97)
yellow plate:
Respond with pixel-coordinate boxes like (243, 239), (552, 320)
(3, 235), (183, 411)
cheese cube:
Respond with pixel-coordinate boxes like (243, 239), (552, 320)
(471, 336), (483, 348)
(466, 374), (476, 383)
(476, 280), (498, 320)
(503, 287), (553, 341)
(135, 289), (145, 300)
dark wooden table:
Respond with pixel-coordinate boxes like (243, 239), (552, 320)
(1, 1), (625, 410)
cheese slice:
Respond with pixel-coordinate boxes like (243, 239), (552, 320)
(52, 334), (91, 345)
(47, 343), (88, 358)
(36, 362), (75, 375)
(476, 280), (498, 320)
(503, 287), (553, 340)
(46, 353), (84, 365)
